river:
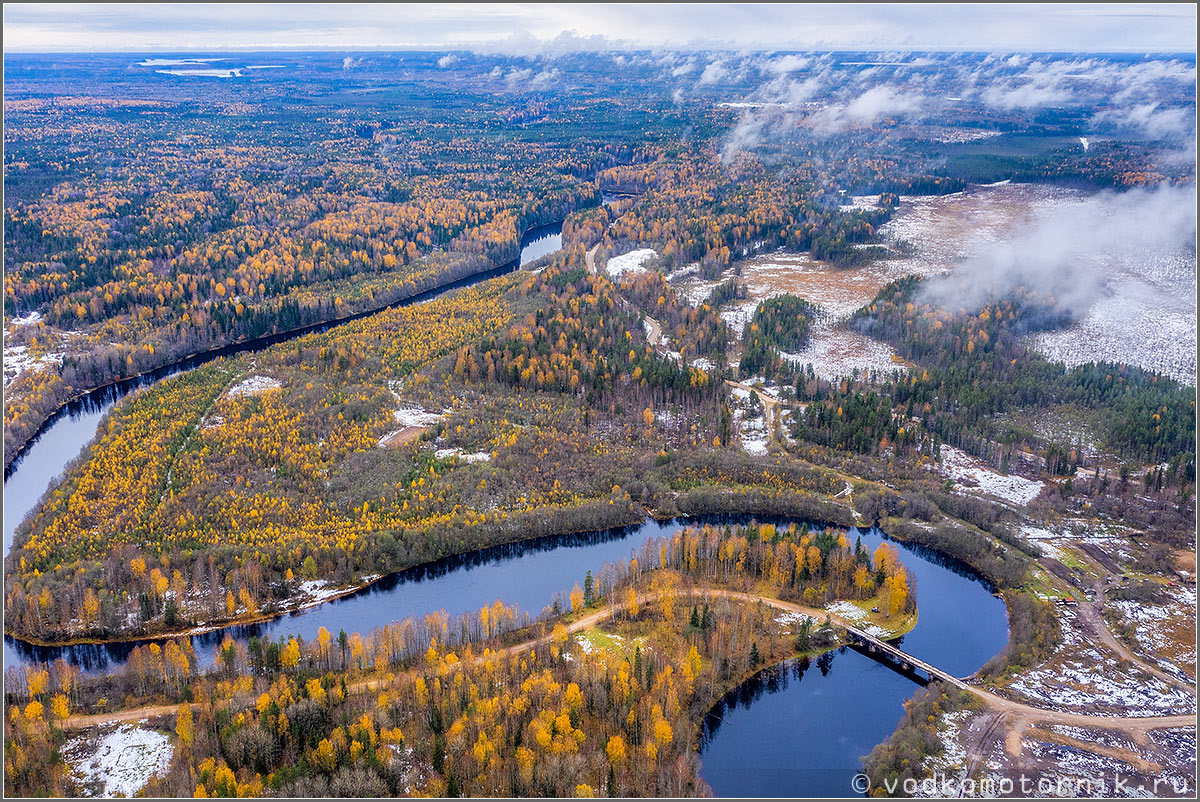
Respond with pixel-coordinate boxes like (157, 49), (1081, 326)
(696, 526), (1008, 797)
(4, 510), (1008, 797)
(3, 213), (1010, 797)
(2, 222), (563, 556)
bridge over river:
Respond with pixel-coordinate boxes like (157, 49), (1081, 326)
(843, 625), (971, 689)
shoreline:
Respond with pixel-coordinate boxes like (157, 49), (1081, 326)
(5, 506), (932, 653)
(2, 207), (590, 477)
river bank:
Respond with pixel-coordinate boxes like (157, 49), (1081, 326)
(2, 208), (586, 477)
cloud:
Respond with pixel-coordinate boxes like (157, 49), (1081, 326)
(766, 75), (824, 105)
(697, 59), (730, 86)
(761, 54), (811, 75)
(504, 67), (532, 88)
(501, 66), (560, 91)
(342, 55), (364, 70)
(529, 67), (560, 89)
(917, 183), (1198, 317)
(843, 85), (920, 122)
(720, 110), (773, 162)
(800, 85), (927, 133)
(436, 53), (458, 68)
(4, 3), (1195, 53)
(478, 29), (621, 57)
(971, 56), (1196, 112)
(1093, 102), (1194, 139)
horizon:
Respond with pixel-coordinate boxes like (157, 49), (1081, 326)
(4, 3), (1197, 54)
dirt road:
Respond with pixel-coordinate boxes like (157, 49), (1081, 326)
(725, 379), (795, 441)
(1075, 577), (1195, 693)
(62, 587), (1194, 753)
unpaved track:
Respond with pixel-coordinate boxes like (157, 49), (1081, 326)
(62, 587), (1194, 750)
(725, 379), (789, 440)
(1075, 576), (1195, 693)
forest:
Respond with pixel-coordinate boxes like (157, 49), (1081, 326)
(848, 276), (1195, 466)
(6, 257), (857, 642)
(3, 46), (1196, 800)
(4, 523), (916, 798)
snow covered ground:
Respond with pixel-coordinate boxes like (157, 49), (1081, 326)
(1108, 583), (1197, 682)
(729, 389), (769, 455)
(839, 193), (883, 212)
(1005, 607), (1197, 717)
(875, 183), (1077, 275)
(773, 610), (816, 632)
(670, 247), (909, 380)
(877, 182), (1196, 387)
(64, 724), (173, 798)
(824, 600), (892, 638)
(226, 374), (282, 398)
(938, 445), (1044, 506)
(1026, 247), (1196, 385)
(605, 248), (657, 277)
(780, 327), (906, 382)
(391, 405), (448, 427)
(911, 710), (972, 798)
(8, 310), (43, 327)
(1019, 525), (1070, 561)
(295, 579), (350, 607)
(434, 447), (491, 463)
(2, 344), (63, 389)
(670, 181), (1195, 384)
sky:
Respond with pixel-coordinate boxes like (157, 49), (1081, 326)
(3, 3), (1197, 54)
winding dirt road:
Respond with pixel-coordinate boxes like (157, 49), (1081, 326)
(61, 587), (1195, 754)
(1076, 575), (1195, 693)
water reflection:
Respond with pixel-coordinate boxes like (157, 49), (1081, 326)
(698, 648), (935, 798)
(3, 218), (572, 554)
(695, 521), (1009, 798)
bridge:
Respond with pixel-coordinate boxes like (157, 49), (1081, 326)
(842, 625), (971, 690)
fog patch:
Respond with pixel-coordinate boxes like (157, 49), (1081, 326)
(698, 59), (731, 86)
(917, 183), (1198, 320)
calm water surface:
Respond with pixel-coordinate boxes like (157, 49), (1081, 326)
(2, 210), (1009, 795)
(697, 527), (1008, 797)
(2, 224), (566, 554)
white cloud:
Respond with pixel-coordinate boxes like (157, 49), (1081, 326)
(2, 4), (1195, 52)
(504, 67), (532, 88)
(762, 54), (811, 75)
(1093, 102), (1194, 139)
(698, 59), (730, 86)
(918, 184), (1199, 316)
(843, 85), (920, 121)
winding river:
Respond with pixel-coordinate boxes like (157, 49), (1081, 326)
(3, 214), (1010, 797)
(2, 222), (564, 555)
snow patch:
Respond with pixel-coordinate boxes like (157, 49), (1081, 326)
(1006, 607), (1197, 717)
(392, 406), (447, 427)
(226, 375), (282, 398)
(434, 447), (491, 463)
(605, 248), (657, 277)
(825, 600), (890, 638)
(839, 194), (883, 212)
(64, 724), (173, 798)
(9, 310), (43, 327)
(3, 344), (64, 389)
(296, 579), (346, 606)
(939, 445), (1044, 506)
